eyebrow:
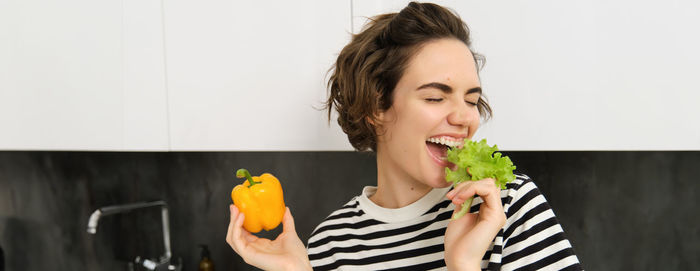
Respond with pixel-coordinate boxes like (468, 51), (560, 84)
(416, 82), (482, 94)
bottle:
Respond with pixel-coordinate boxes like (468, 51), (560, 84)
(198, 245), (214, 271)
(1, 244), (4, 271)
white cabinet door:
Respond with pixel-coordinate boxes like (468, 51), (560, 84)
(353, 0), (700, 150)
(165, 1), (353, 151)
(0, 0), (168, 151)
(123, 0), (169, 151)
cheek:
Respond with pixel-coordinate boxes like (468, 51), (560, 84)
(468, 110), (481, 137)
(394, 102), (434, 130)
(409, 109), (444, 135)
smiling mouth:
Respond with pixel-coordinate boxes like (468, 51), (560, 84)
(426, 141), (448, 160)
(425, 136), (462, 169)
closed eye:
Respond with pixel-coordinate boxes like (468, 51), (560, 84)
(426, 98), (443, 102)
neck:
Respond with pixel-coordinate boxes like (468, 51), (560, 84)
(371, 151), (432, 209)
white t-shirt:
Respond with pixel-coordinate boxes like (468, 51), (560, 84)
(307, 175), (582, 270)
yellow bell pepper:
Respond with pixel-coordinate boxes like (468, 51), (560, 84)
(231, 168), (286, 233)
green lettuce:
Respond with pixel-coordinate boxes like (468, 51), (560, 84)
(445, 139), (516, 219)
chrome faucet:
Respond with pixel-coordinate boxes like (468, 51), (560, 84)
(87, 200), (179, 270)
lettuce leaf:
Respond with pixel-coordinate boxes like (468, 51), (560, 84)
(444, 139), (516, 219)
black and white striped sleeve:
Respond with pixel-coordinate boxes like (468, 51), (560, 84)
(500, 176), (583, 271)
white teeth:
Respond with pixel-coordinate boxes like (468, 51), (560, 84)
(427, 136), (463, 147)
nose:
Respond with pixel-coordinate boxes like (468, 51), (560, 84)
(446, 100), (477, 128)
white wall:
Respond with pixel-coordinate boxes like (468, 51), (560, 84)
(354, 0), (700, 150)
(1, 0), (698, 151)
(0, 0), (169, 151)
(164, 0), (352, 151)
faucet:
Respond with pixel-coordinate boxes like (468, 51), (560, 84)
(87, 200), (179, 270)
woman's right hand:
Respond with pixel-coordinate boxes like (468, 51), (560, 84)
(443, 178), (506, 270)
(226, 204), (312, 271)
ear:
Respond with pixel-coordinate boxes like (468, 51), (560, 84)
(367, 110), (385, 127)
(366, 115), (377, 126)
(369, 109), (392, 137)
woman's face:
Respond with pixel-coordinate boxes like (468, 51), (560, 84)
(376, 38), (482, 189)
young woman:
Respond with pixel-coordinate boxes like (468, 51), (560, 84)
(226, 2), (581, 270)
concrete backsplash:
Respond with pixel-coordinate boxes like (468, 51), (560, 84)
(0, 151), (698, 270)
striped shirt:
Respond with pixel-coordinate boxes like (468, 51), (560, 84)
(307, 175), (582, 270)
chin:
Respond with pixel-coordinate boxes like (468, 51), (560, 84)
(420, 162), (449, 188)
(433, 179), (451, 188)
(425, 172), (451, 188)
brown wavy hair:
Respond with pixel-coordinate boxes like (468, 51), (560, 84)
(325, 2), (492, 152)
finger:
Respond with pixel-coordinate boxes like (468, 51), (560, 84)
(449, 182), (477, 205)
(231, 209), (248, 256)
(446, 187), (456, 199)
(226, 204), (238, 246)
(446, 181), (470, 199)
(450, 179), (500, 205)
(448, 207), (477, 227)
(471, 178), (502, 208)
(282, 207), (298, 234)
(452, 200), (463, 214)
(241, 227), (258, 243)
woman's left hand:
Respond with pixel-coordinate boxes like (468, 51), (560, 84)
(443, 178), (506, 271)
(226, 205), (312, 271)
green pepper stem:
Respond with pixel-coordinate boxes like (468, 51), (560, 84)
(236, 168), (261, 187)
(451, 196), (474, 220)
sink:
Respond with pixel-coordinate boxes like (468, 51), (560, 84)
(87, 200), (181, 271)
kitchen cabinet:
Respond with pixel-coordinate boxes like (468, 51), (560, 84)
(0, 0), (168, 151)
(164, 0), (353, 151)
(353, 0), (700, 150)
(3, 1), (697, 151)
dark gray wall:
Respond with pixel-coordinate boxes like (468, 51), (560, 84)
(0, 151), (698, 270)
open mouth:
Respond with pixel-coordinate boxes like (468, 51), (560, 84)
(425, 136), (462, 169)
